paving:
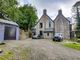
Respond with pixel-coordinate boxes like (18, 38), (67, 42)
(3, 39), (80, 60)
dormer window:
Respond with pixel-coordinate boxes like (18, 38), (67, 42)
(40, 23), (43, 28)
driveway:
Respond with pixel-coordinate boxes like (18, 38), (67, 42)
(3, 39), (80, 60)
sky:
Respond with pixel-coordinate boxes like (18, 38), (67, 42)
(18, 0), (79, 20)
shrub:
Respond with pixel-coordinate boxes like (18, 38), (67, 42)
(0, 43), (5, 45)
(75, 31), (80, 38)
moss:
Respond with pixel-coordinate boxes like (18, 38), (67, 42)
(0, 51), (13, 60)
(0, 47), (30, 60)
(63, 43), (80, 51)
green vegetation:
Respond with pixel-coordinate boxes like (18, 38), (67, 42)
(0, 47), (30, 60)
(70, 38), (80, 43)
(0, 0), (38, 31)
(63, 43), (80, 51)
(0, 43), (5, 45)
(0, 51), (13, 60)
(72, 1), (80, 38)
(18, 4), (38, 30)
(0, 0), (17, 19)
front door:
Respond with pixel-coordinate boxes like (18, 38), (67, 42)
(40, 31), (43, 36)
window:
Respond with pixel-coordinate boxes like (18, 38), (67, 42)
(40, 23), (43, 28)
(33, 32), (36, 35)
(49, 21), (51, 27)
(47, 33), (49, 36)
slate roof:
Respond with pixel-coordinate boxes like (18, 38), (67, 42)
(0, 19), (18, 26)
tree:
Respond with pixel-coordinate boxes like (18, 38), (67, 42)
(0, 0), (38, 38)
(0, 0), (38, 31)
(72, 1), (80, 38)
(18, 4), (38, 30)
(0, 0), (18, 19)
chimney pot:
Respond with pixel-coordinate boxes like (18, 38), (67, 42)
(58, 9), (62, 15)
(43, 9), (47, 15)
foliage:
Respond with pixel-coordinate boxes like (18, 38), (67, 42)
(75, 31), (80, 38)
(18, 4), (38, 30)
(0, 43), (5, 45)
(63, 43), (80, 51)
(77, 39), (80, 43)
(72, 1), (80, 38)
(0, 0), (38, 31)
(0, 0), (17, 19)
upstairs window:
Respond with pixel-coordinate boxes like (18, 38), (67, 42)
(49, 21), (51, 27)
(40, 23), (43, 28)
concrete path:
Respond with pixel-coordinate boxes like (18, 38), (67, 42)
(4, 39), (80, 60)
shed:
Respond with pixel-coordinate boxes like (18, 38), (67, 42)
(0, 19), (19, 41)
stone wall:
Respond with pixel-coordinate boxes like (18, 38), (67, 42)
(19, 30), (28, 40)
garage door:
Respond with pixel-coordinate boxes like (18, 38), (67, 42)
(4, 26), (16, 40)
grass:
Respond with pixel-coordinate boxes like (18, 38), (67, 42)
(0, 51), (13, 60)
(0, 47), (30, 60)
(63, 43), (80, 51)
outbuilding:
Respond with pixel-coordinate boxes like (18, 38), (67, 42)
(0, 19), (19, 41)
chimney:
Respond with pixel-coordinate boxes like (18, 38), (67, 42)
(43, 9), (47, 15)
(58, 9), (62, 15)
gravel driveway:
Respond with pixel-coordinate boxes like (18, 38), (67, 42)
(4, 39), (80, 60)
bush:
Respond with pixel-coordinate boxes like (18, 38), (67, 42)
(0, 43), (5, 45)
(70, 38), (80, 42)
(75, 31), (80, 38)
(77, 39), (80, 43)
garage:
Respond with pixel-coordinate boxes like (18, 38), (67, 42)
(0, 19), (19, 41)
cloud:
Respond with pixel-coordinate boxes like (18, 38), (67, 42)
(19, 0), (79, 19)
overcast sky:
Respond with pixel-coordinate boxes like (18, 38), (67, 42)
(18, 0), (79, 20)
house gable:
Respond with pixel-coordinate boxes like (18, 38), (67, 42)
(34, 9), (53, 28)
(54, 9), (70, 39)
(54, 9), (70, 23)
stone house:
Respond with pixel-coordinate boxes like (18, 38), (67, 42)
(0, 19), (19, 41)
(32, 9), (71, 39)
(33, 9), (54, 39)
(54, 10), (71, 39)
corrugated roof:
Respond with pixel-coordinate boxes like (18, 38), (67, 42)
(0, 19), (18, 26)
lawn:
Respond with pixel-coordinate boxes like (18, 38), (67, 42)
(63, 43), (80, 51)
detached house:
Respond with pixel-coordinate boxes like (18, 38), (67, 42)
(32, 9), (71, 39)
